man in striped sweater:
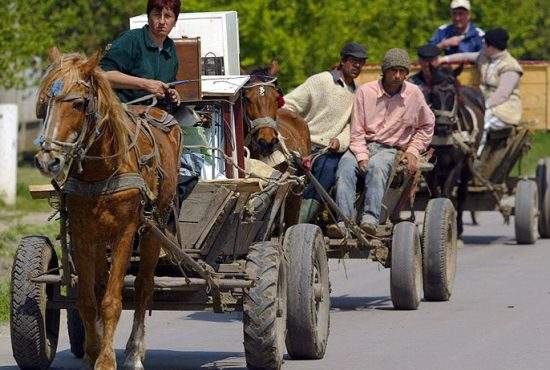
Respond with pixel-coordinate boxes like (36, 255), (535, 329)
(283, 42), (367, 222)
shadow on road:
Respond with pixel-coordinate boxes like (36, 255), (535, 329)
(462, 235), (503, 245)
(331, 295), (391, 310)
(186, 311), (242, 323)
(0, 349), (247, 370)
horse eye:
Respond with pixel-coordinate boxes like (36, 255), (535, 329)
(72, 99), (87, 111)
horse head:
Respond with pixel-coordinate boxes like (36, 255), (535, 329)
(426, 66), (465, 136)
(35, 47), (129, 180)
(243, 59), (285, 157)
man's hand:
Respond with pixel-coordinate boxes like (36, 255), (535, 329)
(166, 88), (181, 105)
(439, 35), (464, 49)
(403, 152), (418, 174)
(328, 138), (340, 152)
(144, 79), (170, 98)
(358, 159), (369, 173)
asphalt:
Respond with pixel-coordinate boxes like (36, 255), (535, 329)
(0, 211), (548, 370)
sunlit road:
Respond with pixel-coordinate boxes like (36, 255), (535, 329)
(0, 211), (549, 370)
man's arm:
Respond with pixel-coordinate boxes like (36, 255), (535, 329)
(334, 123), (350, 153)
(485, 71), (521, 108)
(349, 89), (370, 162)
(282, 79), (312, 116)
(406, 93), (435, 158)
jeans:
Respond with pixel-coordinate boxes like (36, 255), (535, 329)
(303, 150), (342, 202)
(335, 143), (397, 224)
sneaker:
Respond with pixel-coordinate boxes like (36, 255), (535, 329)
(327, 221), (348, 239)
(360, 215), (378, 235)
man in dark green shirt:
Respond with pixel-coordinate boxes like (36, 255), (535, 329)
(100, 0), (181, 106)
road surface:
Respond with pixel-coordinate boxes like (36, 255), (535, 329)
(0, 211), (548, 370)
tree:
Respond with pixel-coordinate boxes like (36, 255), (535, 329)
(1, 0), (547, 90)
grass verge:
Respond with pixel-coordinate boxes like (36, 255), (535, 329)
(513, 130), (550, 177)
(0, 222), (58, 323)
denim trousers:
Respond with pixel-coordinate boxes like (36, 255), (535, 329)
(335, 143), (397, 224)
(303, 151), (343, 201)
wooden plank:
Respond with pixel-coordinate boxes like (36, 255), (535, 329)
(28, 184), (56, 199)
(177, 184), (234, 248)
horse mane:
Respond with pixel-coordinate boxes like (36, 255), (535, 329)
(38, 52), (131, 164)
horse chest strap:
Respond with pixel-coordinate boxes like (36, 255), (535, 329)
(63, 173), (157, 202)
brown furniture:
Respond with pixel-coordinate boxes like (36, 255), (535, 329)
(173, 37), (202, 102)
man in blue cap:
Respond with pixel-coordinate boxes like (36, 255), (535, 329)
(284, 42), (367, 223)
(429, 0), (484, 55)
(409, 44), (441, 96)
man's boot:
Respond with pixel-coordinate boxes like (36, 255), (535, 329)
(298, 198), (321, 223)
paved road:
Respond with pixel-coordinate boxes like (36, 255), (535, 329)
(0, 211), (549, 370)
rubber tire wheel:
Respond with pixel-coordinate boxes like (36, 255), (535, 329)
(243, 241), (287, 370)
(536, 158), (550, 237)
(67, 284), (85, 360)
(390, 222), (422, 310)
(515, 179), (539, 244)
(284, 224), (330, 360)
(10, 236), (60, 370)
(422, 198), (458, 301)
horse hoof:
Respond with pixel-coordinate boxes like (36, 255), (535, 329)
(122, 357), (145, 370)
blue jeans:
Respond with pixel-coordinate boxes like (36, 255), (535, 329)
(335, 143), (397, 224)
(303, 151), (342, 202)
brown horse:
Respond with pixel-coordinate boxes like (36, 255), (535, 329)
(243, 60), (311, 162)
(34, 48), (181, 369)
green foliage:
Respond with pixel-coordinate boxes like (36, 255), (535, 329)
(0, 0), (547, 89)
(0, 278), (9, 323)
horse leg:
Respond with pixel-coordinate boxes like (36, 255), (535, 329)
(73, 237), (101, 368)
(95, 223), (137, 370)
(457, 168), (471, 238)
(123, 231), (161, 370)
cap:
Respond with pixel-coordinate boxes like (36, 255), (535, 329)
(340, 42), (367, 59)
(450, 0), (471, 10)
(382, 48), (411, 72)
(417, 44), (440, 59)
(484, 28), (509, 50)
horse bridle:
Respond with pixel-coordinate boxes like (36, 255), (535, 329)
(38, 78), (100, 175)
(431, 85), (459, 125)
(243, 78), (280, 136)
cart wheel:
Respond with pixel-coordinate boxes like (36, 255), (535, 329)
(536, 158), (550, 237)
(243, 241), (287, 370)
(10, 236), (60, 370)
(67, 283), (85, 359)
(422, 198), (458, 301)
(515, 179), (539, 244)
(284, 224), (330, 360)
(390, 222), (422, 310)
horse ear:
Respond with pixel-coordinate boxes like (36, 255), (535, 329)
(454, 64), (464, 77)
(48, 47), (62, 64)
(83, 50), (103, 77)
(269, 58), (280, 77)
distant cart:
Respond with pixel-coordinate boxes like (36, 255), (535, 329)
(414, 124), (550, 245)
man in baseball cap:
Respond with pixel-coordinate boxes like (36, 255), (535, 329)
(429, 0), (484, 55)
(409, 44), (441, 96)
(329, 48), (435, 237)
(284, 42), (367, 223)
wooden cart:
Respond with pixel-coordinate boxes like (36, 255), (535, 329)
(296, 153), (458, 311)
(10, 161), (330, 370)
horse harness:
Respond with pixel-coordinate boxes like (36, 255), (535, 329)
(39, 77), (177, 223)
